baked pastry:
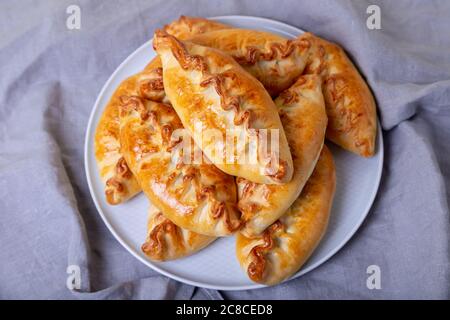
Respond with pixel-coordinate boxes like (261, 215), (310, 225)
(95, 18), (229, 204)
(94, 59), (165, 204)
(163, 15), (231, 40)
(142, 204), (215, 261)
(236, 146), (336, 285)
(238, 75), (327, 237)
(154, 30), (294, 184)
(119, 98), (241, 236)
(143, 16), (231, 72)
(190, 26), (377, 157)
(302, 33), (377, 157)
(190, 28), (311, 96)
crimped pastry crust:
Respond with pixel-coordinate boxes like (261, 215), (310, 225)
(236, 146), (336, 285)
(142, 204), (215, 261)
(94, 59), (165, 204)
(154, 30), (294, 184)
(302, 33), (377, 157)
(163, 15), (231, 40)
(94, 17), (229, 204)
(190, 29), (311, 96)
(238, 75), (327, 237)
(119, 98), (241, 236)
(190, 27), (377, 157)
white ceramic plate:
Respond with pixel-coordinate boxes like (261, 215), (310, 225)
(85, 15), (384, 290)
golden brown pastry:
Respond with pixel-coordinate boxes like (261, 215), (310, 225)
(119, 98), (241, 236)
(302, 33), (377, 157)
(189, 26), (377, 157)
(143, 17), (231, 73)
(238, 75), (327, 237)
(163, 15), (231, 40)
(236, 146), (336, 285)
(154, 30), (294, 184)
(189, 28), (311, 96)
(94, 59), (165, 204)
(142, 204), (215, 261)
(95, 18), (230, 205)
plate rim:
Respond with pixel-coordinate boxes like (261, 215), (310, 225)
(84, 15), (384, 291)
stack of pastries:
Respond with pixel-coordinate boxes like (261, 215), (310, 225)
(94, 16), (377, 285)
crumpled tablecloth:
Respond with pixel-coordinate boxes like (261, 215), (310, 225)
(0, 0), (449, 299)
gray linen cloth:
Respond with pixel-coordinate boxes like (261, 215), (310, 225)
(0, 0), (449, 299)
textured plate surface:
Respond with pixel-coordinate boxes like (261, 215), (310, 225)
(85, 15), (384, 290)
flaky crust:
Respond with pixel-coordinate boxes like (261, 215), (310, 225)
(302, 33), (377, 157)
(95, 17), (229, 205)
(236, 146), (336, 285)
(142, 204), (215, 261)
(238, 75), (327, 237)
(119, 98), (241, 236)
(154, 30), (294, 184)
(190, 29), (311, 96)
